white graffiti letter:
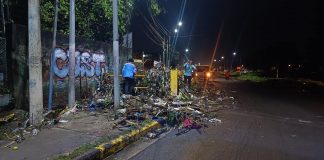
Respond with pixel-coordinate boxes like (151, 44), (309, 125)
(54, 48), (69, 78)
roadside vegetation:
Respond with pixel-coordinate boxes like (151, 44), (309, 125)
(237, 72), (268, 82)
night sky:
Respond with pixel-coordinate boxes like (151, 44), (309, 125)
(132, 0), (324, 70)
(9, 0), (324, 73)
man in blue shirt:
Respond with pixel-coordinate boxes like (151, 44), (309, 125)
(122, 58), (137, 95)
(183, 60), (196, 89)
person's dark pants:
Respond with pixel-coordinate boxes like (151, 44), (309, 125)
(124, 77), (135, 95)
(184, 75), (192, 88)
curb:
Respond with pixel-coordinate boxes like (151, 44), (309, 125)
(75, 121), (161, 160)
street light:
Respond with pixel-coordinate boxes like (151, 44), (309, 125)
(185, 48), (189, 52)
(221, 56), (225, 71)
(167, 21), (183, 67)
(213, 59), (218, 71)
(142, 52), (146, 62)
(231, 52), (237, 71)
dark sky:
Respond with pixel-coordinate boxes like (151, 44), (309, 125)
(132, 0), (324, 68)
(9, 0), (324, 69)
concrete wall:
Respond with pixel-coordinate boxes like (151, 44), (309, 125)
(8, 24), (132, 110)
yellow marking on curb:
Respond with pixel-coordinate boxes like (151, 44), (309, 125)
(92, 120), (161, 160)
(96, 144), (106, 160)
(127, 130), (139, 138)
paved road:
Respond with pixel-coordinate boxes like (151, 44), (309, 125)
(129, 79), (324, 160)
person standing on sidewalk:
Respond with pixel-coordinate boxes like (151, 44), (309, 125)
(183, 60), (196, 90)
(122, 58), (136, 95)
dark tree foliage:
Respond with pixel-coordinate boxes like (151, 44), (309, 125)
(40, 0), (164, 42)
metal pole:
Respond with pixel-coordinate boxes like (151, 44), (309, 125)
(48, 0), (58, 111)
(68, 0), (76, 108)
(113, 0), (120, 110)
(28, 0), (43, 126)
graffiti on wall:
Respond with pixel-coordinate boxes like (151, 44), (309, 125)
(54, 47), (108, 78)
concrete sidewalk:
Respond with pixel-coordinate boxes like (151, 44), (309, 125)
(0, 111), (122, 160)
(0, 127), (99, 160)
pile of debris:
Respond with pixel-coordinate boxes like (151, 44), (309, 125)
(0, 67), (236, 149)
(0, 109), (40, 149)
(111, 67), (235, 136)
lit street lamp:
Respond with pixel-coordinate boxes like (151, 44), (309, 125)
(185, 48), (189, 52)
(166, 21), (183, 67)
(231, 52), (237, 71)
(213, 59), (218, 71)
(142, 51), (146, 62)
(221, 56), (225, 70)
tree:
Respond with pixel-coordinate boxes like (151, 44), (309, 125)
(40, 0), (164, 42)
(40, 0), (133, 41)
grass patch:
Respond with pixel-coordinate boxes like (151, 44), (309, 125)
(52, 130), (131, 160)
(52, 135), (113, 160)
(54, 143), (96, 160)
(238, 72), (268, 82)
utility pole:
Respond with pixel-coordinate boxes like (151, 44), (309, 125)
(68, 0), (76, 108)
(48, 0), (59, 111)
(113, 0), (120, 110)
(28, 0), (43, 125)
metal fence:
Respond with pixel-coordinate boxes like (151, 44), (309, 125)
(0, 37), (6, 85)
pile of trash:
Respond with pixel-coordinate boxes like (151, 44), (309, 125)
(0, 109), (41, 149)
(139, 68), (171, 97)
(0, 66), (236, 147)
(111, 67), (236, 137)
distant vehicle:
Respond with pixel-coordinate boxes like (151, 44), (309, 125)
(193, 65), (214, 81)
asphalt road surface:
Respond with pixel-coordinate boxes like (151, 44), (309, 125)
(129, 79), (324, 160)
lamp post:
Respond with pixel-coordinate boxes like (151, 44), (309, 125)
(142, 51), (145, 62)
(183, 48), (189, 63)
(167, 21), (183, 67)
(221, 56), (225, 71)
(231, 52), (237, 72)
(213, 59), (217, 71)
